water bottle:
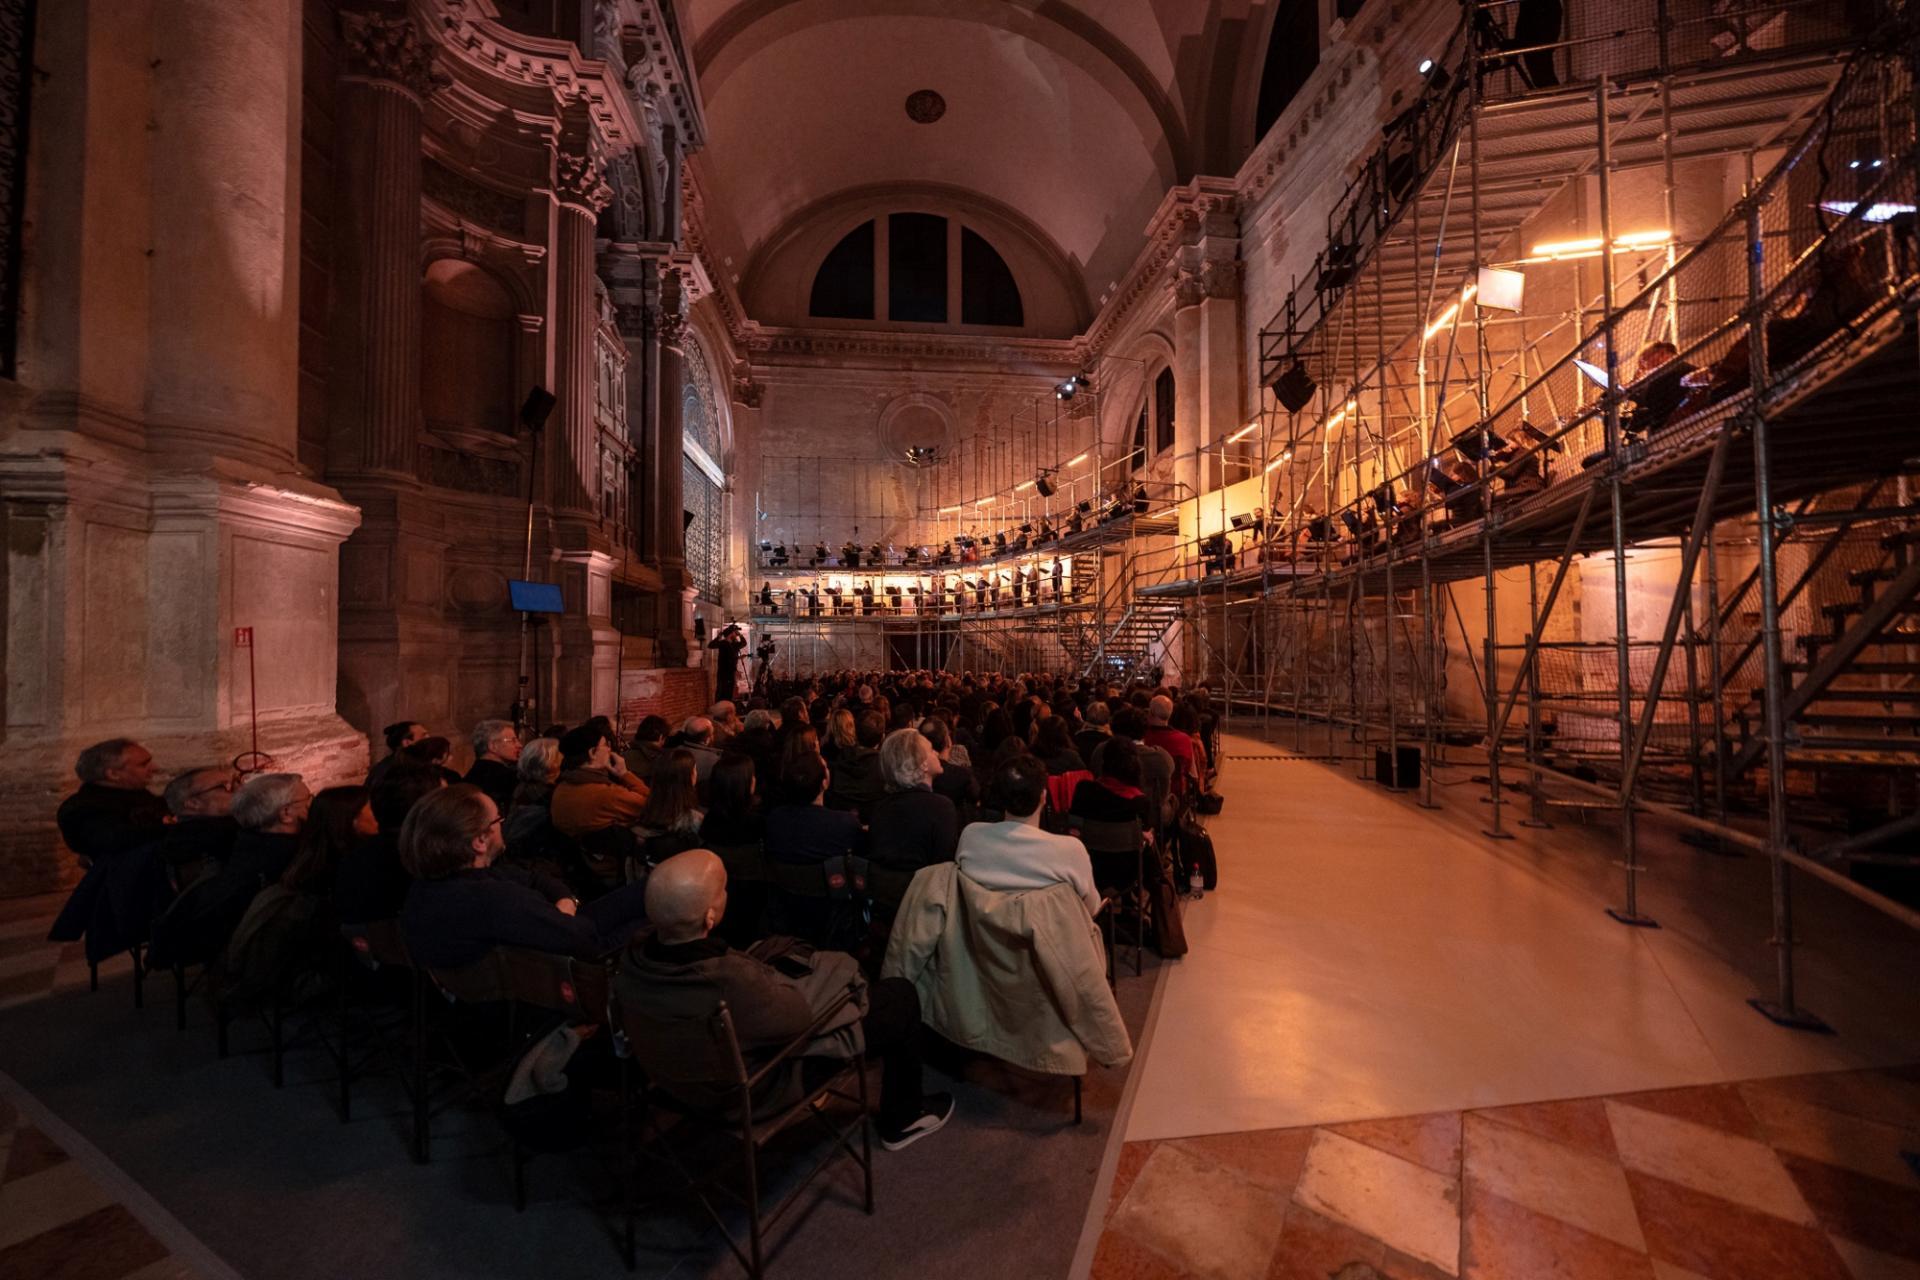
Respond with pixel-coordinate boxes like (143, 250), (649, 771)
(1188, 864), (1204, 899)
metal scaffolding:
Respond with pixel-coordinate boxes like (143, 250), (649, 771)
(1131, 0), (1920, 1025)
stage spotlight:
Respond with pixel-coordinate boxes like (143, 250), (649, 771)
(1035, 473), (1055, 498)
(1274, 361), (1318, 413)
(1055, 377), (1078, 400)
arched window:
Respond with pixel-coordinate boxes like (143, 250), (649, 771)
(809, 221), (875, 320)
(808, 215), (1024, 327)
(1130, 403), (1149, 471)
(421, 260), (516, 435)
(681, 339), (725, 604)
(1153, 367), (1177, 455)
(962, 227), (1023, 326)
(1254, 0), (1321, 145)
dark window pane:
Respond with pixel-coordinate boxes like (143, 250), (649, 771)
(1154, 367), (1176, 454)
(1131, 405), (1149, 471)
(1254, 0), (1320, 145)
(889, 212), (948, 323)
(960, 227), (1023, 326)
(810, 221), (876, 319)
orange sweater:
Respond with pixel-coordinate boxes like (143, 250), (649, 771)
(550, 768), (650, 837)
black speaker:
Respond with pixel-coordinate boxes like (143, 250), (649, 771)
(519, 386), (557, 430)
(1374, 745), (1422, 789)
(1035, 474), (1055, 498)
(1274, 361), (1317, 413)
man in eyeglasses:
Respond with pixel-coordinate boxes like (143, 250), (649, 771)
(155, 766), (241, 887)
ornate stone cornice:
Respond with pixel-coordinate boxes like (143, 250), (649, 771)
(657, 267), (689, 344)
(1085, 176), (1239, 351)
(341, 10), (447, 98)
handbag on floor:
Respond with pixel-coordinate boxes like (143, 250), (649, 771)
(1177, 815), (1218, 891)
(1151, 878), (1189, 958)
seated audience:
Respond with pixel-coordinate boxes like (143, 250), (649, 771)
(365, 720), (427, 789)
(822, 708), (857, 764)
(1143, 695), (1200, 795)
(47, 739), (172, 968)
(698, 753), (765, 848)
(55, 739), (167, 865)
(550, 723), (649, 839)
(956, 756), (1102, 919)
(868, 730), (958, 872)
(155, 765), (240, 887)
(151, 772), (313, 966)
(503, 737), (562, 846)
(707, 700), (744, 748)
(462, 719), (522, 812)
(1074, 702), (1113, 765)
(336, 765), (443, 924)
(671, 716), (724, 779)
(824, 711), (886, 819)
(398, 784), (649, 971)
(1034, 716), (1088, 776)
(764, 753), (862, 866)
(731, 708), (783, 799)
(1097, 706), (1175, 831)
(402, 735), (461, 785)
(281, 785), (376, 897)
(918, 717), (979, 818)
(626, 715), (671, 777)
(618, 849), (952, 1149)
(635, 747), (705, 863)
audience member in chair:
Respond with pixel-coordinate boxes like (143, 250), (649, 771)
(550, 723), (649, 840)
(619, 850), (954, 1150)
(335, 764), (442, 925)
(825, 711), (886, 819)
(502, 737), (562, 848)
(154, 765), (240, 888)
(365, 720), (427, 789)
(635, 748), (705, 863)
(956, 756), (1102, 920)
(398, 785), (650, 971)
(764, 754), (862, 867)
(1095, 707), (1175, 834)
(699, 753), (765, 848)
(462, 719), (522, 812)
(48, 739), (172, 971)
(626, 715), (671, 777)
(55, 738), (168, 867)
(281, 785), (376, 899)
(868, 730), (958, 874)
(152, 772), (313, 966)
(918, 716), (979, 820)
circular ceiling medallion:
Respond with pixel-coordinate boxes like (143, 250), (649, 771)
(904, 89), (946, 124)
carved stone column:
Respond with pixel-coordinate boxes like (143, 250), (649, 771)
(550, 144), (610, 514)
(655, 271), (693, 666)
(1171, 261), (1207, 501)
(331, 8), (441, 477)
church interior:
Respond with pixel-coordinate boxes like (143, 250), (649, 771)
(5, 0), (1920, 1277)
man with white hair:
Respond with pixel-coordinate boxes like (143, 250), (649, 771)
(618, 850), (954, 1151)
(151, 772), (312, 966)
(463, 719), (522, 811)
(868, 729), (958, 872)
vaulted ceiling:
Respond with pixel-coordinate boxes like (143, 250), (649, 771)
(683, 0), (1267, 325)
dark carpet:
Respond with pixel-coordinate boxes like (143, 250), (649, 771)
(0, 952), (1161, 1279)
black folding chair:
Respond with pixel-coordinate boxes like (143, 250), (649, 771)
(616, 988), (871, 1277)
(1072, 816), (1146, 981)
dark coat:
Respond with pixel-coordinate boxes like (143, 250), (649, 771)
(399, 865), (649, 971)
(824, 747), (883, 820)
(55, 784), (168, 864)
(463, 758), (518, 812)
(148, 830), (301, 969)
(867, 786), (959, 872)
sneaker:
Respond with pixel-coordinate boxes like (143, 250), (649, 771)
(878, 1093), (955, 1151)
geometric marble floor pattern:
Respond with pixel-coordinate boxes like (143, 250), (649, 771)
(0, 1091), (209, 1280)
(1091, 1066), (1920, 1280)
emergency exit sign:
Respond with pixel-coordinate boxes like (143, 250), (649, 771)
(234, 627), (253, 647)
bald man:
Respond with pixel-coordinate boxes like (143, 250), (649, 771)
(619, 850), (954, 1151)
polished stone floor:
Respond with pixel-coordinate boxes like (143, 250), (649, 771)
(1087, 730), (1920, 1279)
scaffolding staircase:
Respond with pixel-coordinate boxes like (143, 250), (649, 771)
(1080, 598), (1183, 681)
(1728, 527), (1920, 774)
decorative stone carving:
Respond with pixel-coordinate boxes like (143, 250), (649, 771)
(340, 10), (446, 98)
(731, 370), (763, 409)
(554, 148), (613, 214)
(1201, 259), (1243, 301)
(422, 158), (526, 236)
(657, 268), (688, 344)
(1172, 262), (1208, 310)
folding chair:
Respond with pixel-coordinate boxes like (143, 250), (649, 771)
(1071, 816), (1146, 981)
(616, 989), (872, 1277)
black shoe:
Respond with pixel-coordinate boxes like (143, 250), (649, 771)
(878, 1093), (955, 1151)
